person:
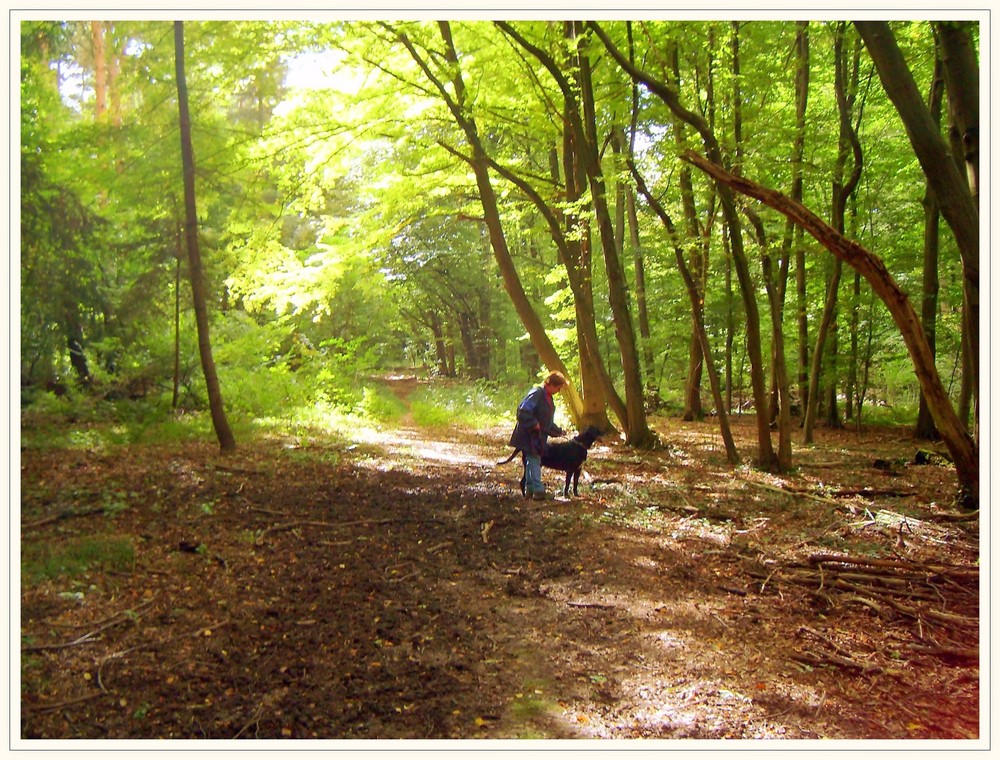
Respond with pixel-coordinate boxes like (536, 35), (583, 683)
(508, 371), (567, 500)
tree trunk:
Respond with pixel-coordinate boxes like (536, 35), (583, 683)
(629, 159), (739, 464)
(915, 54), (945, 440)
(172, 216), (182, 409)
(174, 21), (236, 453)
(855, 21), (979, 439)
(670, 42), (706, 422)
(63, 302), (91, 385)
(91, 22), (107, 119)
(804, 24), (861, 443)
(590, 21), (775, 466)
(745, 209), (793, 471)
(934, 20), (980, 439)
(787, 22), (810, 422)
(846, 270), (860, 423)
(682, 150), (979, 508)
(613, 126), (655, 386)
(934, 21), (980, 206)
(495, 20), (653, 445)
(569, 22), (654, 447)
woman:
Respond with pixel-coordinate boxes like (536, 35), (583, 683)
(508, 371), (567, 500)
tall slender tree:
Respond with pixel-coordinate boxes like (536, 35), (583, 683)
(591, 20), (777, 469)
(174, 21), (236, 452)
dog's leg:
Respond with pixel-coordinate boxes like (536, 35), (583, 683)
(520, 452), (528, 496)
(572, 468), (580, 496)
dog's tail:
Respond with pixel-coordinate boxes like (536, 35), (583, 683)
(496, 448), (520, 466)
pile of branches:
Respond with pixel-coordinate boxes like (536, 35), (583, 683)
(745, 552), (979, 671)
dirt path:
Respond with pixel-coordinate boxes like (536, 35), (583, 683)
(19, 384), (980, 742)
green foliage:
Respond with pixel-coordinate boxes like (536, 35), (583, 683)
(358, 386), (408, 423)
(17, 18), (975, 439)
(409, 380), (523, 430)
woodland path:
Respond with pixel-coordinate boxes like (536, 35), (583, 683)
(19, 375), (980, 742)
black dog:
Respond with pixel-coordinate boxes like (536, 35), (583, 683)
(497, 426), (602, 497)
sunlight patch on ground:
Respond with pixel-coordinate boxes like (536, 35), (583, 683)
(345, 424), (492, 468)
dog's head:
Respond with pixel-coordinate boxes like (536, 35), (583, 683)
(575, 425), (602, 449)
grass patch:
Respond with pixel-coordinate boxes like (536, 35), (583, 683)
(22, 536), (135, 584)
(408, 381), (524, 431)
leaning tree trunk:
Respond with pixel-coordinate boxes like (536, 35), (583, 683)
(855, 20), (979, 440)
(683, 150), (979, 509)
(630, 159), (739, 464)
(174, 21), (236, 453)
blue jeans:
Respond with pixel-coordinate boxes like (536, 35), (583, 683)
(524, 452), (544, 495)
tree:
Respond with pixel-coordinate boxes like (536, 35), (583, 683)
(591, 20), (778, 470)
(914, 53), (945, 439)
(854, 21), (979, 440)
(496, 20), (655, 447)
(683, 150), (978, 507)
(384, 21), (587, 424)
(803, 23), (865, 443)
(174, 21), (236, 452)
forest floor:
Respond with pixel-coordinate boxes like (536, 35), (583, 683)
(18, 375), (982, 746)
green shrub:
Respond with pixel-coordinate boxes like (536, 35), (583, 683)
(357, 385), (407, 423)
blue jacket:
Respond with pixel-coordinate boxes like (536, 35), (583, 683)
(508, 385), (563, 455)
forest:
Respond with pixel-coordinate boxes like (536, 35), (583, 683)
(18, 16), (982, 744)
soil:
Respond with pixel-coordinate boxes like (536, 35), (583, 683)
(18, 376), (981, 743)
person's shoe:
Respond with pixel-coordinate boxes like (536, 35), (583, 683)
(530, 491), (552, 501)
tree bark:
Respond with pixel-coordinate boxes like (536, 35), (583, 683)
(915, 54), (945, 439)
(174, 21), (236, 453)
(855, 21), (979, 439)
(682, 150), (978, 508)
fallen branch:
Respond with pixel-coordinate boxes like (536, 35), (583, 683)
(22, 507), (107, 530)
(744, 479), (840, 506)
(24, 692), (103, 714)
(808, 553), (979, 581)
(790, 649), (900, 676)
(904, 643), (979, 663)
(830, 487), (915, 498)
(567, 600), (616, 609)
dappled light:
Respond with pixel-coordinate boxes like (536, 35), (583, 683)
(18, 13), (982, 746)
(20, 397), (979, 741)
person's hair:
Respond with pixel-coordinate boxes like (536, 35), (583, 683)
(544, 371), (567, 388)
